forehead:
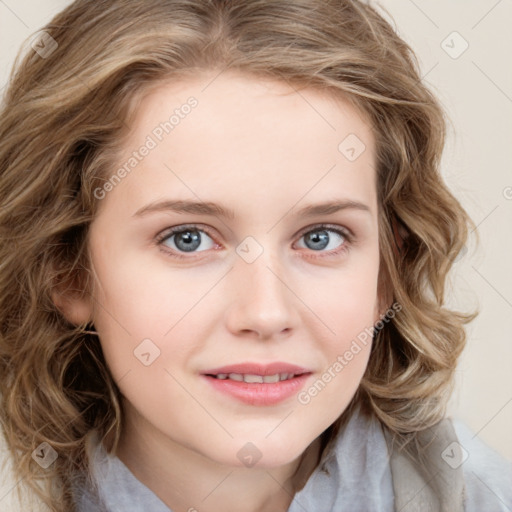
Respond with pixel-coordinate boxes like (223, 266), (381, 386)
(109, 70), (378, 217)
(127, 70), (375, 151)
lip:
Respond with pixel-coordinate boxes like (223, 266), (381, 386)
(201, 362), (312, 406)
(203, 362), (310, 376)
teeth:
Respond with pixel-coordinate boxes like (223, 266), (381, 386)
(244, 374), (264, 383)
(214, 373), (296, 382)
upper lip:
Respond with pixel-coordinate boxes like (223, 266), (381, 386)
(202, 362), (311, 376)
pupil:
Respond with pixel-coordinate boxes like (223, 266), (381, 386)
(176, 230), (201, 252)
(306, 230), (329, 250)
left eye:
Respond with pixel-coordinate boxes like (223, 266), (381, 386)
(295, 227), (347, 252)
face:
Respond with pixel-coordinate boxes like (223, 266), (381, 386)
(71, 70), (383, 468)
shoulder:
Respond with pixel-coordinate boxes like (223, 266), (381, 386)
(321, 407), (512, 512)
(385, 414), (512, 512)
(450, 417), (512, 512)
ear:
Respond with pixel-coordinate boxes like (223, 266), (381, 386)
(52, 283), (93, 326)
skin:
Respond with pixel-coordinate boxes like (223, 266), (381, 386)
(57, 70), (387, 512)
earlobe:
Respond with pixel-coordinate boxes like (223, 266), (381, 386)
(51, 287), (93, 326)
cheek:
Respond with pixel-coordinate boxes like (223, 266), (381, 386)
(89, 256), (208, 384)
(298, 263), (378, 410)
(92, 242), (214, 324)
(309, 261), (380, 342)
(90, 249), (171, 334)
(298, 329), (373, 426)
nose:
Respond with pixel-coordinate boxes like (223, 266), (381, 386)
(224, 248), (300, 340)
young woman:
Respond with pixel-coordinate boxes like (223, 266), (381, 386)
(0, 1), (510, 511)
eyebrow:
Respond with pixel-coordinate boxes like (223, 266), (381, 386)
(133, 199), (371, 219)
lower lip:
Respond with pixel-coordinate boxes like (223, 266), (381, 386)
(202, 374), (311, 406)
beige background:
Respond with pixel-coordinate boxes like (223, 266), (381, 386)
(1, 0), (511, 462)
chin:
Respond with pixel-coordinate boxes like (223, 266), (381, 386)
(215, 434), (312, 470)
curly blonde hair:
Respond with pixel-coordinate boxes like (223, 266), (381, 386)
(0, 0), (478, 510)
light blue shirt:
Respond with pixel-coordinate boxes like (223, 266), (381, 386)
(74, 409), (512, 511)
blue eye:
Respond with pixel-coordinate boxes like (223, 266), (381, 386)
(296, 227), (347, 253)
(158, 226), (216, 254)
(156, 223), (352, 259)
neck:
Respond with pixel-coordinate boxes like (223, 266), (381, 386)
(114, 403), (322, 512)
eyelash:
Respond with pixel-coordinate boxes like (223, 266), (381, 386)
(155, 223), (354, 260)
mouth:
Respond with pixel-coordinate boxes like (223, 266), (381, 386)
(205, 372), (303, 383)
(201, 362), (312, 406)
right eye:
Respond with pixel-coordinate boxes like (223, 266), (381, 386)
(156, 224), (218, 256)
